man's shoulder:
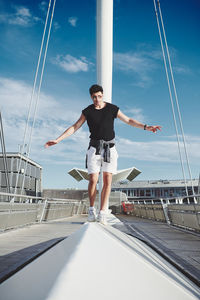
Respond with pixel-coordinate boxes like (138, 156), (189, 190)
(105, 102), (119, 118)
(82, 104), (93, 112)
(106, 102), (119, 112)
(106, 102), (119, 108)
(82, 104), (94, 117)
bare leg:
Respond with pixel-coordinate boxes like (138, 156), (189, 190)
(88, 173), (99, 207)
(100, 172), (113, 211)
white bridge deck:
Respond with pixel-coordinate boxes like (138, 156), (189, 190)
(0, 214), (199, 299)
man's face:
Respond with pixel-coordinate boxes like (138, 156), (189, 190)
(91, 91), (103, 107)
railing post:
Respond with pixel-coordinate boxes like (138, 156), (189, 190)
(40, 199), (47, 223)
(161, 198), (171, 225)
(193, 203), (200, 228)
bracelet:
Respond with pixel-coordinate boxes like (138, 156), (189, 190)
(144, 124), (147, 130)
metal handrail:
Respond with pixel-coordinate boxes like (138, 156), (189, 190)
(130, 194), (200, 205)
(0, 193), (88, 229)
(0, 191), (87, 204)
(0, 191), (45, 201)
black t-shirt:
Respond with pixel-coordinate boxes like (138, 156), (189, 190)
(82, 102), (119, 141)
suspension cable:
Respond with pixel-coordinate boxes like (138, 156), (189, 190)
(157, 0), (195, 196)
(20, 0), (57, 194)
(0, 111), (11, 199)
(14, 0), (52, 199)
(153, 0), (189, 198)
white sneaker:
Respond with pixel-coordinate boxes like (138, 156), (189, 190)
(87, 207), (96, 222)
(97, 210), (107, 226)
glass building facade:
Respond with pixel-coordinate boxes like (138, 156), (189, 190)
(0, 153), (42, 200)
(112, 179), (199, 200)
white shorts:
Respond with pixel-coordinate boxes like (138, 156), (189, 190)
(86, 146), (118, 175)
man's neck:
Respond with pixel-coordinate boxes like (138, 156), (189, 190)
(94, 101), (106, 110)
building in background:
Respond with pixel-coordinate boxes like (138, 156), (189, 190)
(0, 153), (42, 201)
(112, 179), (199, 201)
(43, 189), (88, 200)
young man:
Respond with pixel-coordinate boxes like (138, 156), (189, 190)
(45, 84), (161, 225)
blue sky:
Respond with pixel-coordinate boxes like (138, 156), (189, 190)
(0, 0), (200, 189)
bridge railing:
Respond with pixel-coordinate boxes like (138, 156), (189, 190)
(1, 191), (199, 232)
(127, 194), (200, 232)
(0, 192), (87, 231)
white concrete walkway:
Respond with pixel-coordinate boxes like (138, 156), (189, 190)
(0, 216), (199, 300)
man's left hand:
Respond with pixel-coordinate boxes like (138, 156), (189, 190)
(146, 125), (162, 133)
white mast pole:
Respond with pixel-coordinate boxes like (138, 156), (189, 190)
(96, 0), (113, 212)
(97, 0), (113, 103)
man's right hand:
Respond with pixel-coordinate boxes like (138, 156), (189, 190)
(44, 140), (58, 148)
(44, 113), (86, 149)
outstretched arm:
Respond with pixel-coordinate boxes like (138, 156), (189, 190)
(45, 113), (86, 148)
(117, 110), (161, 133)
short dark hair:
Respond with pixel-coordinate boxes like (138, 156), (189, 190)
(89, 84), (103, 96)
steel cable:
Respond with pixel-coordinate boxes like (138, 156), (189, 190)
(14, 0), (52, 199)
(20, 0), (57, 195)
(153, 0), (189, 198)
(156, 0), (195, 196)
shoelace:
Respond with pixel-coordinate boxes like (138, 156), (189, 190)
(99, 212), (106, 220)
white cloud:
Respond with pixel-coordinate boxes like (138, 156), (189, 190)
(1, 77), (198, 176)
(0, 77), (89, 167)
(114, 52), (152, 72)
(116, 136), (200, 164)
(68, 17), (78, 27)
(53, 54), (91, 73)
(124, 107), (146, 123)
(0, 77), (82, 123)
(114, 47), (192, 87)
(39, 1), (48, 13)
(174, 65), (192, 75)
(16, 7), (31, 17)
(53, 21), (60, 31)
(114, 51), (158, 87)
(0, 5), (41, 27)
